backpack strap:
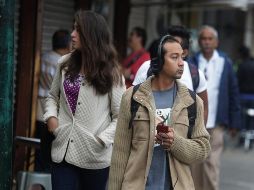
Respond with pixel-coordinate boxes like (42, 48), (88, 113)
(129, 84), (141, 129)
(188, 62), (200, 92)
(187, 89), (197, 139)
(126, 50), (146, 68)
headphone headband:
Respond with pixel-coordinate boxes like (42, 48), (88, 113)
(157, 34), (172, 60)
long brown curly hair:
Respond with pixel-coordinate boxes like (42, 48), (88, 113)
(61, 10), (123, 94)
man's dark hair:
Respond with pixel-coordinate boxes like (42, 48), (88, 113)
(167, 25), (191, 50)
(52, 29), (71, 50)
(238, 45), (250, 59)
(132, 26), (147, 47)
(148, 25), (191, 59)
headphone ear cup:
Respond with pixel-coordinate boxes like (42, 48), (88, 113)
(151, 35), (172, 75)
(159, 53), (164, 66)
(157, 40), (162, 69)
(157, 35), (169, 73)
(150, 57), (160, 75)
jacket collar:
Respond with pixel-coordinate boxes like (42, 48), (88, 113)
(133, 76), (195, 114)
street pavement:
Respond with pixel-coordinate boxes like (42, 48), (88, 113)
(219, 136), (254, 190)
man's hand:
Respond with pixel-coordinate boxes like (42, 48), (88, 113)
(155, 128), (174, 150)
(228, 127), (239, 138)
(123, 68), (132, 79)
(47, 117), (58, 134)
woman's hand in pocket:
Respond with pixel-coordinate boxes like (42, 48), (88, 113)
(47, 117), (58, 134)
(95, 136), (105, 147)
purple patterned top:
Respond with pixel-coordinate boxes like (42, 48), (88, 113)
(63, 74), (84, 114)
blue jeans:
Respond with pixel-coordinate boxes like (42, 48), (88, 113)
(52, 161), (109, 190)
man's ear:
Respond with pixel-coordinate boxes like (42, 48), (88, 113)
(198, 38), (201, 47)
(183, 49), (189, 58)
(215, 39), (219, 49)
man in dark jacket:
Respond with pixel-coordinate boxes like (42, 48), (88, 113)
(237, 46), (254, 94)
(189, 25), (241, 190)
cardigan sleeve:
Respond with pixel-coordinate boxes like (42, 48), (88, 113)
(170, 96), (211, 164)
(97, 77), (126, 148)
(108, 89), (133, 190)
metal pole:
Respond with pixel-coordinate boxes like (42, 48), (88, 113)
(0, 0), (14, 189)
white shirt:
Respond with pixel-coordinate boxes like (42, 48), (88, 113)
(37, 51), (61, 121)
(38, 51), (61, 97)
(198, 50), (224, 128)
(133, 60), (207, 93)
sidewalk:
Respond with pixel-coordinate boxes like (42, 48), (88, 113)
(220, 134), (254, 190)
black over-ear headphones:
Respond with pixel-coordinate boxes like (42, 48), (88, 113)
(150, 35), (176, 75)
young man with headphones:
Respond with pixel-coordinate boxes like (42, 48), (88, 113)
(133, 25), (208, 125)
(108, 35), (210, 190)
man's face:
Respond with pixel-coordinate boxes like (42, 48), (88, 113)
(199, 28), (218, 56)
(161, 42), (184, 79)
(128, 31), (141, 50)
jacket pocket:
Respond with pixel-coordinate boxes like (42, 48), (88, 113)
(52, 126), (61, 136)
(79, 128), (105, 153)
(174, 116), (189, 137)
(132, 111), (150, 140)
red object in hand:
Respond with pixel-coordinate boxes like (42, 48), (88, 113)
(156, 123), (169, 133)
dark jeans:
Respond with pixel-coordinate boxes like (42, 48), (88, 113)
(52, 161), (109, 190)
(35, 121), (54, 172)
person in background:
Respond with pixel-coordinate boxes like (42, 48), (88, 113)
(35, 29), (71, 172)
(237, 46), (254, 131)
(108, 35), (210, 190)
(189, 25), (241, 190)
(44, 10), (125, 190)
(237, 45), (254, 94)
(133, 25), (208, 124)
(122, 26), (150, 88)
